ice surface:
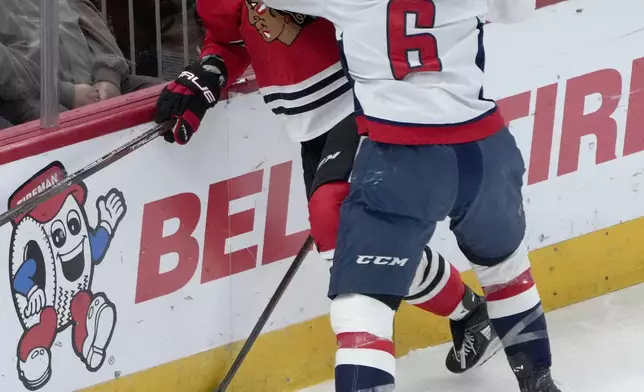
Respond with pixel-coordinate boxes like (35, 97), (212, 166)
(301, 283), (644, 392)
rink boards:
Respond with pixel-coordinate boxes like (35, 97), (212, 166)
(1, 0), (644, 391)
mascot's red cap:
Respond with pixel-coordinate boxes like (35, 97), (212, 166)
(7, 161), (86, 225)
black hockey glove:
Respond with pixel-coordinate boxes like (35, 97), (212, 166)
(155, 56), (227, 144)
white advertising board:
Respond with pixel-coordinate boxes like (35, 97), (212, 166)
(0, 0), (643, 390)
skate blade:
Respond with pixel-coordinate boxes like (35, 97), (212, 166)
(554, 379), (573, 392)
(474, 336), (503, 369)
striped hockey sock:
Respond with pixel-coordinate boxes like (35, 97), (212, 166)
(405, 247), (471, 320)
(332, 294), (396, 392)
(475, 245), (552, 371)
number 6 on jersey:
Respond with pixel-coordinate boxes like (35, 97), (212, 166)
(387, 0), (443, 80)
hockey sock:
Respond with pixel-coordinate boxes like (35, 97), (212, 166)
(405, 247), (472, 320)
(331, 294), (396, 392)
(473, 243), (552, 371)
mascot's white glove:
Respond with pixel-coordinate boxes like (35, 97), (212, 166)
(97, 189), (126, 236)
(25, 286), (46, 318)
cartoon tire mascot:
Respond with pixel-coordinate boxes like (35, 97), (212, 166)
(8, 162), (126, 390)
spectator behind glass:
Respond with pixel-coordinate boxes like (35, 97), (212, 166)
(0, 41), (40, 117)
(0, 0), (163, 125)
(104, 0), (181, 78)
(0, 116), (12, 129)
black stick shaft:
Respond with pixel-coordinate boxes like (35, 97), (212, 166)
(214, 235), (315, 392)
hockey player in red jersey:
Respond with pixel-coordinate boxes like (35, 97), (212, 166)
(154, 0), (502, 376)
(259, 0), (561, 391)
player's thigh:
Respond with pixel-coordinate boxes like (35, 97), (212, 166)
(329, 139), (458, 298)
(450, 127), (527, 262)
(300, 131), (329, 199)
(311, 114), (361, 194)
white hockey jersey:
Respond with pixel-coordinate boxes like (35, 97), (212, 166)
(261, 0), (535, 145)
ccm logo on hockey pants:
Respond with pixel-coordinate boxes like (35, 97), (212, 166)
(356, 255), (408, 266)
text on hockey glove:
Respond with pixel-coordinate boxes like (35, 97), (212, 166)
(155, 58), (226, 144)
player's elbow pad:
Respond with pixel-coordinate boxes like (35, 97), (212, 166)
(487, 0), (535, 24)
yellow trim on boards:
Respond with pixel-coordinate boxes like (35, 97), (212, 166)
(83, 217), (644, 392)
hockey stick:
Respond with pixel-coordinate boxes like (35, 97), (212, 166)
(0, 122), (170, 228)
(214, 235), (315, 392)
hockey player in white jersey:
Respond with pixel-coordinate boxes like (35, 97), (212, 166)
(259, 0), (561, 391)
(155, 0), (505, 377)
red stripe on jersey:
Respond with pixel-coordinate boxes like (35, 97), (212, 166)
(336, 332), (394, 355)
(536, 0), (567, 9)
(356, 108), (505, 145)
(484, 269), (536, 301)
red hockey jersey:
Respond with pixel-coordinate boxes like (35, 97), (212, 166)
(262, 0), (532, 145)
(197, 0), (354, 142)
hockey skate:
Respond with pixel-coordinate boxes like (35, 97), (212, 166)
(445, 287), (502, 373)
(510, 353), (562, 392)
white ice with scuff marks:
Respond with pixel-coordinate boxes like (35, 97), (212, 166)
(301, 283), (644, 392)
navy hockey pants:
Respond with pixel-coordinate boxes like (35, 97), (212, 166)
(329, 127), (527, 298)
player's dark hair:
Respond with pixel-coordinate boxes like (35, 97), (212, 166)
(272, 9), (315, 27)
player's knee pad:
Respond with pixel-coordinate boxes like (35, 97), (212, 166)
(364, 294), (403, 311)
(330, 293), (395, 338)
(404, 247), (466, 317)
(330, 294), (396, 378)
(469, 240), (541, 319)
